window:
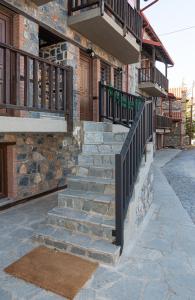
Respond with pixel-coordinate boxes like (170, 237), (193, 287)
(114, 68), (122, 90)
(100, 61), (111, 85)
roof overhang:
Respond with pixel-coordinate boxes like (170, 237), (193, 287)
(142, 13), (174, 66)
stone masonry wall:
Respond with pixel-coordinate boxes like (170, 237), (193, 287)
(124, 142), (153, 247)
(164, 123), (181, 148)
(0, 133), (80, 200)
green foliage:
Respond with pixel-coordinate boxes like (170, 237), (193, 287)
(186, 116), (195, 139)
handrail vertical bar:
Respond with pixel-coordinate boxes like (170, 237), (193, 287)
(115, 153), (124, 252)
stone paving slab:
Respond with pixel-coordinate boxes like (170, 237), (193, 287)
(0, 150), (195, 299)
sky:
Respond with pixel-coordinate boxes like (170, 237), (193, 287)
(140, 0), (195, 91)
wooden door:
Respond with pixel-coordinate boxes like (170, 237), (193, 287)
(0, 145), (7, 199)
(0, 8), (11, 103)
(80, 52), (93, 121)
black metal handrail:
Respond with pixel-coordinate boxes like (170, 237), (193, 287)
(115, 100), (153, 251)
(99, 81), (153, 252)
(99, 82), (144, 127)
(156, 114), (172, 129)
(68, 0), (142, 42)
(138, 67), (169, 92)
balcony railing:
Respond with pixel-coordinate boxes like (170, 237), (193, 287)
(138, 67), (169, 92)
(99, 82), (144, 128)
(68, 0), (142, 42)
(156, 115), (172, 129)
(0, 42), (73, 124)
(164, 112), (182, 121)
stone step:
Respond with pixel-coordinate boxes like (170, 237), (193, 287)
(78, 153), (115, 167)
(74, 165), (115, 179)
(58, 189), (115, 217)
(82, 144), (122, 154)
(47, 207), (115, 241)
(82, 121), (113, 133)
(67, 175), (115, 194)
(84, 132), (127, 145)
(33, 224), (120, 265)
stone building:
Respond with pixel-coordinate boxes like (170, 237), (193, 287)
(0, 1), (173, 263)
(155, 88), (189, 149)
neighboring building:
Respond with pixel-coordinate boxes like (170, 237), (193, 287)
(0, 1), (171, 263)
(137, 13), (174, 150)
(155, 88), (189, 149)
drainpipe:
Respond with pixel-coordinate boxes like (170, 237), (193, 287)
(141, 0), (160, 12)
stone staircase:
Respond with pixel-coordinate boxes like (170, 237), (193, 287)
(33, 122), (128, 265)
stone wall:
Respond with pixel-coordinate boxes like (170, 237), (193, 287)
(0, 133), (80, 200)
(164, 123), (182, 148)
(124, 142), (153, 248)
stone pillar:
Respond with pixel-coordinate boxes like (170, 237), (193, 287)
(13, 14), (39, 55)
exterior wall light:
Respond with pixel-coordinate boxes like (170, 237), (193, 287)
(87, 48), (95, 58)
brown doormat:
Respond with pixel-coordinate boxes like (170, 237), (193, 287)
(4, 246), (98, 300)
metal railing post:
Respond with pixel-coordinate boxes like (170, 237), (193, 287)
(115, 154), (124, 252)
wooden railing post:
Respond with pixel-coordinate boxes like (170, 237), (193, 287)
(100, 0), (104, 16)
(123, 0), (127, 37)
(24, 56), (30, 107)
(68, 0), (72, 16)
(5, 48), (10, 105)
(66, 66), (73, 133)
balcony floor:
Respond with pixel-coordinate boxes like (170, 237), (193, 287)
(0, 116), (67, 133)
(68, 7), (140, 64)
(138, 82), (168, 97)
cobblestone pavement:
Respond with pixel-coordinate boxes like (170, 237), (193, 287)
(163, 148), (195, 223)
(1, 149), (195, 299)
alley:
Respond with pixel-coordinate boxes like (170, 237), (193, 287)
(163, 149), (195, 223)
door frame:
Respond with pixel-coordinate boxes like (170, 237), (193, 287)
(0, 5), (13, 45)
(0, 144), (7, 199)
(80, 50), (93, 121)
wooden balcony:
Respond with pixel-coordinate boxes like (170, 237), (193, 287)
(68, 0), (142, 64)
(138, 67), (169, 97)
(0, 42), (73, 122)
(156, 115), (172, 131)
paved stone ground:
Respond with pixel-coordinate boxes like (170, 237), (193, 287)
(0, 149), (195, 299)
(163, 148), (195, 224)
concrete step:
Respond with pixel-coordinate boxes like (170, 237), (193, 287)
(82, 121), (113, 133)
(67, 175), (115, 195)
(47, 207), (115, 242)
(84, 132), (127, 145)
(82, 144), (122, 154)
(58, 189), (115, 217)
(78, 153), (115, 167)
(74, 165), (115, 179)
(33, 224), (120, 265)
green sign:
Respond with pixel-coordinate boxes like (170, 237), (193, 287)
(108, 86), (143, 111)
